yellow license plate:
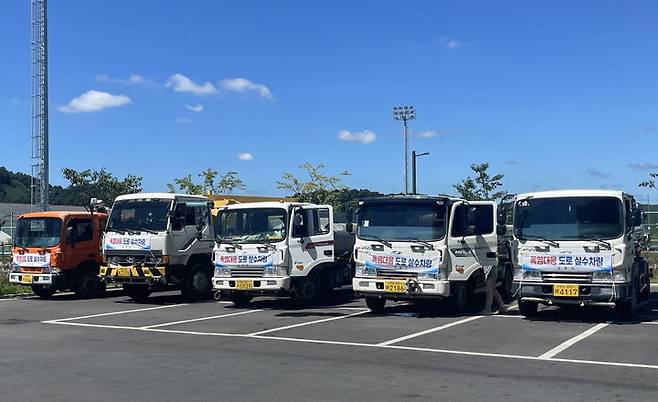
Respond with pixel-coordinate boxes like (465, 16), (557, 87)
(235, 280), (253, 290)
(384, 281), (406, 293)
(21, 275), (32, 284)
(116, 268), (132, 277)
(553, 284), (579, 297)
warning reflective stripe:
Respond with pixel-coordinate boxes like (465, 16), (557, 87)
(305, 240), (335, 250)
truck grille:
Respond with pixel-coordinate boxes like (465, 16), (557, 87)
(376, 269), (417, 278)
(230, 268), (264, 278)
(541, 272), (591, 283)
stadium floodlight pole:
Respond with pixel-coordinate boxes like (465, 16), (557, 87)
(393, 105), (416, 194)
(412, 151), (430, 195)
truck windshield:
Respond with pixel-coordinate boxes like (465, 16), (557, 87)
(14, 217), (62, 248)
(216, 208), (287, 243)
(515, 197), (623, 241)
(107, 200), (171, 232)
(357, 203), (447, 241)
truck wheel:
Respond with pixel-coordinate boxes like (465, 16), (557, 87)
(31, 284), (56, 298)
(500, 264), (516, 302)
(617, 283), (637, 320)
(365, 296), (386, 313)
(229, 293), (253, 307)
(518, 301), (538, 317)
(74, 270), (104, 299)
(123, 284), (152, 302)
(448, 282), (468, 314)
(181, 263), (212, 301)
(294, 273), (320, 305)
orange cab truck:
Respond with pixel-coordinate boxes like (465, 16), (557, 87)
(8, 208), (107, 298)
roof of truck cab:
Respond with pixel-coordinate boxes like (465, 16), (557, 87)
(113, 193), (209, 202)
(515, 189), (625, 200)
(359, 195), (462, 204)
(18, 210), (107, 220)
(217, 201), (312, 209)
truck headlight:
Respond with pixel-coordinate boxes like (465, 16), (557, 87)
(513, 268), (523, 281)
(214, 266), (231, 277)
(355, 264), (376, 277)
(263, 266), (287, 277)
(592, 269), (628, 283)
(522, 269), (542, 281)
(418, 269), (443, 281)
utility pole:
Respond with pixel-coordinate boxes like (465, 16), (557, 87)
(393, 106), (416, 194)
(411, 150), (430, 195)
(31, 0), (49, 211)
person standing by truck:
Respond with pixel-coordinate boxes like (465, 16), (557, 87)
(481, 264), (506, 314)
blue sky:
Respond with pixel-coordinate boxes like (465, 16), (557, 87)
(2, 1), (658, 200)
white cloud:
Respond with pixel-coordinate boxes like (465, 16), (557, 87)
(165, 73), (217, 95)
(220, 78), (273, 100)
(176, 117), (191, 124)
(238, 152), (254, 161)
(338, 129), (377, 144)
(629, 162), (658, 171)
(96, 74), (155, 86)
(184, 104), (204, 113)
(58, 90), (131, 113)
(415, 130), (445, 138)
(438, 37), (463, 49)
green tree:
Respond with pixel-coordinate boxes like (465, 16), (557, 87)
(168, 169), (246, 195)
(639, 172), (658, 189)
(453, 163), (510, 202)
(276, 162), (351, 207)
(60, 168), (143, 205)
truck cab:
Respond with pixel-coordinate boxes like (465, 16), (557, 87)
(8, 210), (107, 298)
(212, 202), (354, 305)
(512, 190), (650, 318)
(352, 195), (513, 313)
(99, 193), (215, 302)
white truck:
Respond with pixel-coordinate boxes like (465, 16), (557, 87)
(212, 202), (354, 305)
(99, 193), (215, 302)
(512, 190), (651, 318)
(352, 195), (514, 313)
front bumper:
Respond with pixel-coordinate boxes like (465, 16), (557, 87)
(212, 276), (290, 295)
(353, 277), (450, 299)
(99, 265), (167, 285)
(8, 271), (63, 286)
(516, 281), (631, 307)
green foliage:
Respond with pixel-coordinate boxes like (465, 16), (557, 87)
(169, 169), (246, 195)
(277, 162), (351, 207)
(59, 168), (143, 205)
(639, 173), (658, 189)
(453, 163), (510, 202)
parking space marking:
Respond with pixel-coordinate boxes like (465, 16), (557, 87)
(376, 315), (484, 346)
(140, 310), (264, 329)
(641, 321), (658, 325)
(246, 310), (370, 336)
(538, 323), (609, 359)
(43, 304), (188, 323)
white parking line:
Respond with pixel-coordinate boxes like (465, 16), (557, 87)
(246, 310), (370, 336)
(377, 315), (483, 346)
(140, 310), (263, 329)
(43, 304), (188, 323)
(538, 323), (609, 359)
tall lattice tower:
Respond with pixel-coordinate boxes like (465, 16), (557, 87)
(30, 0), (49, 211)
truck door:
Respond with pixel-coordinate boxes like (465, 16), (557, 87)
(288, 205), (335, 275)
(447, 201), (498, 278)
(64, 217), (96, 269)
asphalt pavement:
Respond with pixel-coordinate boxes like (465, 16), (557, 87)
(1, 287), (658, 401)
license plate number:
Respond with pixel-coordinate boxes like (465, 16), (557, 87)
(553, 284), (579, 297)
(235, 280), (253, 290)
(116, 268), (132, 277)
(21, 275), (32, 284)
(384, 281), (406, 293)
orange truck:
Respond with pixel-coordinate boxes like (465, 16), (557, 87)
(7, 209), (107, 298)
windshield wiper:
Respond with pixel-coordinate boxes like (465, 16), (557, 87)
(134, 227), (158, 235)
(252, 241), (277, 251)
(403, 238), (435, 250)
(216, 238), (243, 250)
(519, 234), (560, 248)
(105, 228), (126, 235)
(561, 236), (613, 250)
(359, 234), (392, 249)
(14, 244), (29, 253)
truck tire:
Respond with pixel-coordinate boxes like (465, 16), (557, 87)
(123, 284), (152, 302)
(74, 270), (104, 299)
(229, 293), (253, 307)
(365, 296), (386, 313)
(31, 284), (56, 298)
(181, 262), (212, 301)
(500, 264), (516, 302)
(294, 273), (321, 305)
(448, 282), (468, 314)
(518, 301), (538, 317)
(617, 281), (638, 320)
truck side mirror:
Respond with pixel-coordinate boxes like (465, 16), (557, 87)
(632, 209), (642, 227)
(66, 226), (76, 245)
(346, 222), (354, 234)
(292, 212), (306, 238)
(496, 224), (507, 236)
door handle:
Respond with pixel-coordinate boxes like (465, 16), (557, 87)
(324, 250), (333, 256)
(486, 252), (497, 258)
